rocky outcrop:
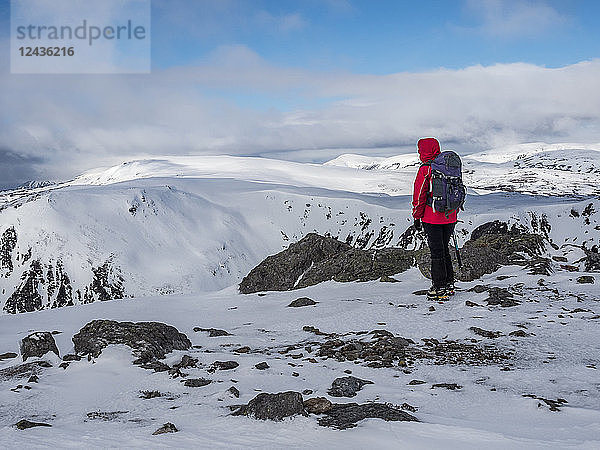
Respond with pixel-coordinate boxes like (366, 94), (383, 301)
(241, 222), (551, 293)
(14, 419), (52, 430)
(239, 233), (413, 294)
(239, 233), (351, 293)
(328, 376), (374, 398)
(4, 260), (44, 314)
(584, 247), (600, 272)
(1, 227), (17, 277)
(0, 360), (52, 381)
(72, 320), (191, 365)
(318, 403), (418, 429)
(3, 256), (123, 314)
(20, 331), (60, 361)
(417, 220), (547, 282)
(233, 391), (306, 421)
(84, 261), (125, 303)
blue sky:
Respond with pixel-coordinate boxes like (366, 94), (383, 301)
(149, 0), (600, 72)
(1, 0), (600, 187)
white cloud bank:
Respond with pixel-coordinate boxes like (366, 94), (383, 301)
(1, 44), (600, 183)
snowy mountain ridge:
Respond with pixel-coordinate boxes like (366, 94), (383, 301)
(0, 143), (598, 315)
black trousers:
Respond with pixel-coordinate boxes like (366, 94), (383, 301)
(422, 222), (455, 288)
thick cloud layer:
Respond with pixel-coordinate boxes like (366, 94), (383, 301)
(1, 44), (600, 186)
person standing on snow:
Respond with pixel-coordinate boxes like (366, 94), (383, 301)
(412, 137), (457, 300)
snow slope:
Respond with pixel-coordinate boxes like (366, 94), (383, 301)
(0, 266), (598, 448)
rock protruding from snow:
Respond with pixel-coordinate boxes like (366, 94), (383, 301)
(72, 320), (191, 364)
(152, 422), (178, 435)
(328, 376), (374, 398)
(287, 297), (317, 307)
(239, 233), (351, 293)
(233, 391), (306, 421)
(417, 220), (547, 282)
(14, 419), (52, 430)
(239, 233), (414, 294)
(304, 397), (333, 414)
(318, 403), (418, 429)
(20, 331), (60, 361)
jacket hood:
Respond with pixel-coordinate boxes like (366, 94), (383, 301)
(417, 138), (441, 163)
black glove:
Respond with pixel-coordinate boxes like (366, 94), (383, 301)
(414, 218), (422, 231)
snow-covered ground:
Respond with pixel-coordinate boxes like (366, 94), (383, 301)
(0, 142), (599, 447)
(0, 266), (598, 448)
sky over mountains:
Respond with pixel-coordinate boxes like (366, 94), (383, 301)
(1, 0), (600, 188)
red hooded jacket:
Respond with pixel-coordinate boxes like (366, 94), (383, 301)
(412, 138), (457, 224)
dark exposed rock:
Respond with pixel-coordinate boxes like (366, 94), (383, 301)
(316, 329), (508, 368)
(417, 222), (546, 282)
(484, 287), (519, 307)
(28, 374), (39, 383)
(234, 346), (251, 353)
(576, 276), (595, 284)
(379, 275), (399, 282)
(174, 355), (198, 369)
(239, 233), (351, 293)
(59, 362), (69, 369)
(255, 362), (269, 370)
(228, 386), (240, 398)
(304, 397), (333, 414)
(470, 220), (524, 241)
(522, 394), (567, 411)
(140, 360), (171, 372)
(412, 289), (429, 296)
(140, 390), (162, 399)
(584, 248), (600, 272)
(208, 360), (239, 372)
(1, 227), (17, 277)
(469, 327), (502, 339)
(526, 257), (553, 275)
(509, 330), (529, 337)
(318, 403), (418, 429)
(153, 422), (178, 435)
(465, 301), (482, 307)
(328, 376), (374, 398)
(432, 383), (462, 390)
(0, 361), (51, 381)
(552, 255), (568, 262)
(14, 419), (52, 430)
(239, 233), (413, 293)
(20, 332), (60, 361)
(86, 411), (129, 421)
(87, 260), (125, 303)
(183, 378), (212, 387)
(287, 297), (317, 307)
(0, 352), (18, 360)
(302, 325), (331, 336)
(297, 247), (414, 289)
(469, 285), (489, 293)
(4, 260), (44, 314)
(408, 379), (426, 385)
(400, 403), (418, 412)
(233, 391), (306, 421)
(62, 354), (81, 362)
(193, 327), (231, 337)
(72, 320), (191, 365)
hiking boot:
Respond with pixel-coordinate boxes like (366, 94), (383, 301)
(445, 283), (456, 296)
(427, 286), (449, 300)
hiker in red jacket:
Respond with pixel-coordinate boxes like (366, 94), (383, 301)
(412, 137), (457, 300)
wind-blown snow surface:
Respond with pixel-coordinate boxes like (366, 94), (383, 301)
(0, 143), (599, 447)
